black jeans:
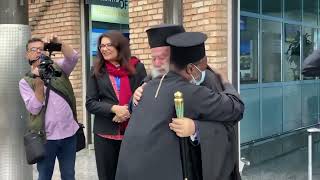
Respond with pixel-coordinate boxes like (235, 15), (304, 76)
(94, 134), (122, 180)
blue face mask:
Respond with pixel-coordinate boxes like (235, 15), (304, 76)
(190, 64), (206, 85)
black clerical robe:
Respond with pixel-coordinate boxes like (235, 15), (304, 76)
(115, 71), (244, 180)
(194, 68), (242, 180)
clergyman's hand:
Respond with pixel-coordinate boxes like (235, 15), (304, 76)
(133, 83), (146, 106)
(169, 117), (196, 137)
(210, 66), (229, 84)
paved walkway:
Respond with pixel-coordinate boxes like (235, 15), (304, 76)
(33, 149), (98, 180)
(33, 141), (320, 180)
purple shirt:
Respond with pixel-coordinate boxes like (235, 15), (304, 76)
(19, 51), (79, 140)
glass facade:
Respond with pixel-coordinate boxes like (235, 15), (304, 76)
(240, 0), (259, 13)
(284, 0), (302, 21)
(283, 24), (301, 81)
(261, 20), (282, 82)
(240, 17), (259, 83)
(89, 2), (129, 63)
(262, 0), (282, 17)
(240, 1), (320, 178)
(240, 0), (320, 144)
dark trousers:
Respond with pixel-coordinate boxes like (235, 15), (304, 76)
(94, 134), (122, 180)
(188, 143), (203, 180)
(37, 135), (76, 180)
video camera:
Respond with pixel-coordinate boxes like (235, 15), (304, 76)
(38, 42), (62, 81)
(44, 42), (62, 54)
(38, 54), (62, 81)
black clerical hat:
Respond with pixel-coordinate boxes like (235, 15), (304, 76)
(302, 49), (320, 77)
(146, 24), (185, 48)
(166, 32), (207, 68)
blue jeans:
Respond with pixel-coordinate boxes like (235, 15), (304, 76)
(37, 135), (76, 180)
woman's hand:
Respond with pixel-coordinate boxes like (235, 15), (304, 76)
(111, 105), (131, 123)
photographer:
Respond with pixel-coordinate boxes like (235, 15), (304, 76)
(19, 35), (79, 180)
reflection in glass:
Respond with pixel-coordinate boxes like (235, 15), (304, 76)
(318, 29), (320, 49)
(262, 0), (282, 17)
(302, 27), (317, 80)
(301, 83), (318, 126)
(303, 0), (318, 25)
(284, 0), (302, 21)
(240, 16), (259, 84)
(283, 24), (301, 81)
(261, 20), (282, 83)
(303, 27), (316, 59)
(240, 0), (259, 13)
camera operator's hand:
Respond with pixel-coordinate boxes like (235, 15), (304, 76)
(45, 34), (74, 60)
(46, 34), (61, 44)
(31, 66), (40, 76)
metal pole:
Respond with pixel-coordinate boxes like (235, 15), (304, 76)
(0, 0), (31, 179)
(0, 0), (28, 24)
(307, 128), (320, 180)
(308, 132), (312, 180)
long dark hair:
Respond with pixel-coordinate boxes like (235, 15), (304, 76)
(93, 30), (135, 77)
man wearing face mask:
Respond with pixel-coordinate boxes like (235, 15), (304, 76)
(132, 24), (242, 180)
(115, 32), (244, 180)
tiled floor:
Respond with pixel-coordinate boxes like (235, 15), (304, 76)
(242, 146), (320, 180)
(241, 131), (320, 180)
(33, 137), (320, 180)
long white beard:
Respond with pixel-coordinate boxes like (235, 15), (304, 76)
(151, 65), (169, 78)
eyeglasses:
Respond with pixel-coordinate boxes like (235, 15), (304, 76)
(28, 47), (44, 52)
(99, 43), (114, 50)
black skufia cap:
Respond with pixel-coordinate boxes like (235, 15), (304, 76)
(146, 24), (185, 48)
(166, 32), (207, 67)
(302, 49), (320, 77)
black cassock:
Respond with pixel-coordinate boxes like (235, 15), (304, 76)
(192, 69), (242, 180)
(115, 71), (244, 180)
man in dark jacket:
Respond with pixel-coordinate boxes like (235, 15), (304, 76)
(115, 32), (244, 180)
(131, 24), (242, 180)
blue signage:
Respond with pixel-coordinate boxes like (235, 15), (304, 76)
(91, 28), (107, 56)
